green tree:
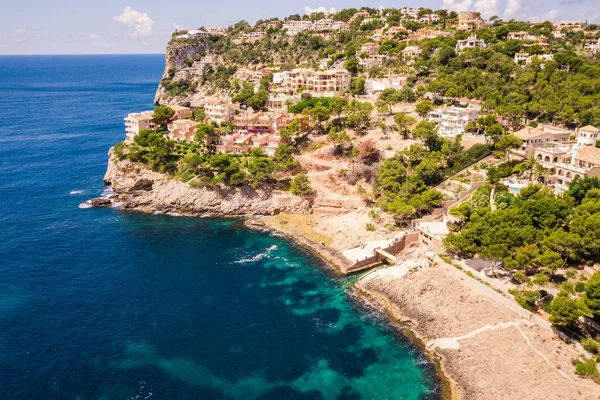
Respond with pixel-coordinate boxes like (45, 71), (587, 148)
(495, 134), (522, 160)
(485, 124), (504, 143)
(344, 57), (360, 73)
(412, 121), (442, 151)
(152, 105), (175, 127)
(415, 100), (433, 118)
(585, 272), (600, 317)
(344, 101), (373, 135)
(394, 112), (416, 139)
(549, 292), (583, 328)
(290, 174), (312, 195)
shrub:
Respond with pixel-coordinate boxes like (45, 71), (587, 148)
(574, 359), (600, 383)
(113, 142), (126, 161)
(583, 338), (600, 355)
(365, 223), (375, 231)
(290, 174), (312, 196)
(439, 255), (452, 264)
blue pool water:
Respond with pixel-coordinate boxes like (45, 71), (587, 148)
(0, 55), (440, 399)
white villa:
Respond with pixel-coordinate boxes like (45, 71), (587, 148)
(176, 29), (210, 40)
(508, 31), (538, 41)
(273, 68), (351, 97)
(531, 126), (600, 191)
(455, 36), (486, 52)
(364, 76), (407, 95)
(428, 104), (480, 137)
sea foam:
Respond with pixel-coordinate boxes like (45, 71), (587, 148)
(234, 245), (278, 264)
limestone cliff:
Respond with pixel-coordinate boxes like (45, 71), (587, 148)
(103, 149), (311, 216)
(154, 40), (209, 105)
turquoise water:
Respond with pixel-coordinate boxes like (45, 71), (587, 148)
(0, 55), (440, 399)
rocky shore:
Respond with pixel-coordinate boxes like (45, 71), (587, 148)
(102, 149), (311, 216)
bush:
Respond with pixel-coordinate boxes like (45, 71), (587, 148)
(365, 223), (375, 231)
(113, 142), (126, 161)
(439, 255), (452, 264)
(574, 358), (600, 383)
(583, 338), (600, 355)
(290, 174), (312, 196)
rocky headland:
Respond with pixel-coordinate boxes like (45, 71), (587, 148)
(103, 149), (311, 216)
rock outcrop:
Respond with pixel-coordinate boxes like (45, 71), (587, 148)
(154, 41), (209, 105)
(103, 149), (311, 216)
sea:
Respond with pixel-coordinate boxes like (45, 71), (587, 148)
(0, 55), (440, 399)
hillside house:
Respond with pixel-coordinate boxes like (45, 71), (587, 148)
(124, 111), (155, 142)
(203, 99), (235, 124)
(512, 124), (572, 156)
(428, 104), (480, 136)
(455, 36), (486, 52)
(508, 31), (538, 41)
(166, 119), (199, 142)
(532, 126), (600, 191)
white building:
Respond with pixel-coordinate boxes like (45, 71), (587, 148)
(585, 38), (600, 53)
(365, 76), (407, 95)
(428, 104), (481, 136)
(124, 111), (155, 142)
(282, 20), (313, 36)
(557, 21), (585, 31)
(532, 125), (600, 191)
(240, 31), (266, 40)
(514, 51), (530, 63)
(401, 8), (419, 18)
(207, 26), (228, 35)
(508, 31), (538, 41)
(176, 29), (210, 40)
(265, 93), (301, 111)
(313, 18), (334, 31)
(455, 36), (486, 52)
(203, 99), (235, 125)
(274, 68), (351, 97)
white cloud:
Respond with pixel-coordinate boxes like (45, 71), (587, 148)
(14, 28), (27, 34)
(503, 0), (522, 19)
(442, 0), (474, 12)
(543, 8), (562, 21)
(88, 33), (102, 39)
(303, 6), (336, 15)
(474, 0), (498, 18)
(113, 6), (154, 37)
(92, 41), (115, 47)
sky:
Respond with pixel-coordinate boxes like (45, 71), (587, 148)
(1, 0), (599, 55)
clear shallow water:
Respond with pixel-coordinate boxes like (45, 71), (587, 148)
(0, 55), (440, 399)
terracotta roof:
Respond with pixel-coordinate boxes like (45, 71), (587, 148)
(579, 125), (600, 133)
(575, 146), (600, 165)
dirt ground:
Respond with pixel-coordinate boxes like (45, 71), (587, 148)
(357, 265), (600, 400)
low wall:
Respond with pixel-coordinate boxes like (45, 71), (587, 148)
(343, 232), (419, 274)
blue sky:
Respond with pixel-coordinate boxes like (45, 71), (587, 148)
(1, 0), (598, 54)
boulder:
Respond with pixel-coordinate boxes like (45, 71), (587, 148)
(90, 198), (111, 207)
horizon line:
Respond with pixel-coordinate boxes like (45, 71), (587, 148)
(0, 53), (165, 56)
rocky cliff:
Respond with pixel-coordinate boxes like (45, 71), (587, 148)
(154, 40), (210, 105)
(103, 149), (311, 216)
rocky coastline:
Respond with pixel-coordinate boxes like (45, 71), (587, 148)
(101, 148), (311, 216)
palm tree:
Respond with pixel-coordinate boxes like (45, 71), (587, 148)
(522, 154), (539, 180)
(533, 163), (549, 183)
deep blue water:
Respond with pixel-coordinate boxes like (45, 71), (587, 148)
(0, 55), (440, 399)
